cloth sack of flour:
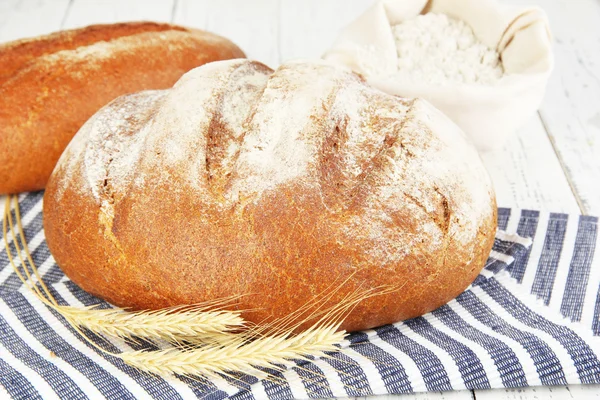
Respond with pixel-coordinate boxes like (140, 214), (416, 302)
(323, 0), (553, 151)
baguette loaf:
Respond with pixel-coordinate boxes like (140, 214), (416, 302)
(0, 22), (245, 194)
(44, 60), (497, 333)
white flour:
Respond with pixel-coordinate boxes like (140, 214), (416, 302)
(390, 13), (504, 85)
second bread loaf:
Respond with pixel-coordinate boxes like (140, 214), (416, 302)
(0, 22), (245, 194)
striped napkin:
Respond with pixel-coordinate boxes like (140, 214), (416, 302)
(1, 191), (599, 399)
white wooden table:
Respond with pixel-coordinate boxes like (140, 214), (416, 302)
(1, 0), (599, 399)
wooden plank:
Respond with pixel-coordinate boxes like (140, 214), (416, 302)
(0, 0), (71, 41)
(567, 385), (600, 399)
(0, 0), (20, 35)
(62, 0), (174, 28)
(475, 384), (600, 399)
(352, 391), (474, 400)
(171, 0), (209, 29)
(279, 0), (372, 61)
(475, 386), (572, 400)
(535, 0), (600, 215)
(173, 0), (280, 68)
(480, 115), (580, 213)
(500, 0), (600, 215)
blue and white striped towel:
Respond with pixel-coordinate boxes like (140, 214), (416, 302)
(1, 192), (599, 399)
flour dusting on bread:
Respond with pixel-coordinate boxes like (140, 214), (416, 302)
(55, 59), (493, 251)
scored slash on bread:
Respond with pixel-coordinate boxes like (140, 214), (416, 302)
(44, 59), (497, 333)
(0, 22), (245, 194)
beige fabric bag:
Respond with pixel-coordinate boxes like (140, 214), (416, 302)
(323, 0), (553, 151)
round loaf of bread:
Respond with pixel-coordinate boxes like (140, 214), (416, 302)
(0, 22), (245, 194)
(44, 59), (497, 332)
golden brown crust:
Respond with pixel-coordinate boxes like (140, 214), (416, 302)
(0, 22), (245, 194)
(0, 22), (188, 85)
(44, 60), (497, 333)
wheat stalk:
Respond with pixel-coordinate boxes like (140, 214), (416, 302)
(118, 324), (346, 378)
(57, 305), (245, 343)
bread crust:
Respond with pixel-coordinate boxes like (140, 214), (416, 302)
(44, 60), (497, 333)
(0, 22), (245, 194)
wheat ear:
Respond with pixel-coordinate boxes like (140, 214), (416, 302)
(116, 270), (400, 379)
(118, 324), (346, 378)
(57, 305), (245, 343)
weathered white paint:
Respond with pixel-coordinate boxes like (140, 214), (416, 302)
(0, 0), (71, 41)
(62, 0), (175, 28)
(173, 0), (281, 68)
(503, 0), (600, 215)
